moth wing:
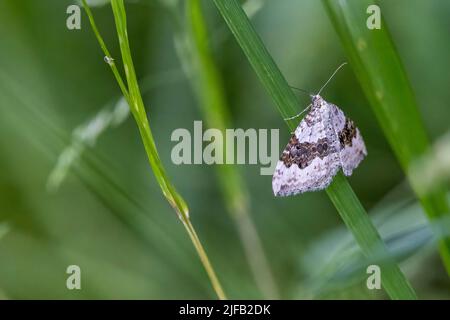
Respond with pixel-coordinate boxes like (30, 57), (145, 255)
(272, 104), (340, 196)
(272, 152), (339, 196)
(329, 104), (367, 176)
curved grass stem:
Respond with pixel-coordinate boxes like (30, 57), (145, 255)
(81, 0), (226, 300)
(160, 0), (279, 298)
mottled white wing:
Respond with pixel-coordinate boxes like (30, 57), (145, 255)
(272, 153), (339, 196)
(272, 98), (340, 196)
(329, 103), (367, 176)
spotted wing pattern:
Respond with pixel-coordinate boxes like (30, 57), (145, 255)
(272, 96), (366, 196)
(272, 97), (340, 196)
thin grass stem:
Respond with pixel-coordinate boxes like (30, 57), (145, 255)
(82, 0), (226, 300)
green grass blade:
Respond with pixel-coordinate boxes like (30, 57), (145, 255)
(322, 0), (450, 275)
(0, 68), (207, 293)
(82, 0), (226, 299)
(303, 189), (450, 298)
(159, 0), (279, 298)
(183, 0), (279, 298)
(47, 69), (182, 191)
(326, 173), (417, 298)
(212, 0), (416, 299)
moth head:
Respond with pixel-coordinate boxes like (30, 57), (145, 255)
(311, 95), (323, 108)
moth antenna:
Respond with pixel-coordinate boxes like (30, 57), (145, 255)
(317, 62), (348, 95)
(289, 86), (312, 96)
(284, 104), (312, 121)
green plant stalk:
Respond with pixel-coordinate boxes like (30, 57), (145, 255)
(0, 68), (208, 290)
(322, 0), (450, 275)
(212, 0), (416, 299)
(82, 0), (226, 300)
(160, 0), (279, 298)
(183, 0), (279, 298)
(326, 173), (417, 298)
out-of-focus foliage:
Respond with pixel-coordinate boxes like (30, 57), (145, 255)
(0, 0), (449, 299)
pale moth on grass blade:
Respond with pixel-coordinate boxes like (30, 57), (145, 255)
(273, 63), (367, 196)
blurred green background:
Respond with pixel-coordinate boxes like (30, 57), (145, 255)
(0, 0), (449, 299)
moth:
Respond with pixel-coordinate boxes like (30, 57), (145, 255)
(272, 63), (367, 196)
